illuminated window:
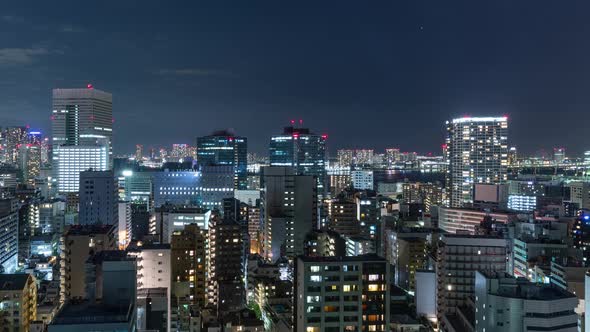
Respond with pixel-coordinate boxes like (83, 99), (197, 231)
(310, 266), (320, 272)
(368, 274), (381, 281)
(368, 284), (380, 292)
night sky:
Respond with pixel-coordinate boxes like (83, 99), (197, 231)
(1, 1), (590, 156)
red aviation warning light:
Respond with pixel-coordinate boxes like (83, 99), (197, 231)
(87, 84), (93, 89)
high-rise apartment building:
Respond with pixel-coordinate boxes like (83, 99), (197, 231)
(197, 130), (248, 190)
(59, 224), (117, 302)
(171, 224), (207, 308)
(79, 170), (118, 225)
(128, 243), (172, 331)
(337, 149), (354, 168)
(261, 166), (317, 261)
(436, 234), (507, 330)
(0, 273), (37, 332)
(270, 126), (326, 194)
(294, 255), (391, 332)
(445, 117), (508, 207)
(208, 217), (246, 314)
(0, 199), (19, 273)
(385, 148), (400, 168)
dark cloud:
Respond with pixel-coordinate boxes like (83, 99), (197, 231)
(0, 48), (50, 65)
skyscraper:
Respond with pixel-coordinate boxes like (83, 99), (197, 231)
(269, 125), (326, 194)
(52, 87), (113, 192)
(52, 86), (113, 148)
(445, 116), (508, 207)
(196, 130), (247, 190)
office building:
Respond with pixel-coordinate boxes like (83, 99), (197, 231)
(0, 273), (37, 332)
(53, 143), (109, 193)
(0, 199), (18, 273)
(171, 223), (207, 308)
(294, 255), (391, 332)
(52, 87), (113, 149)
(153, 167), (201, 207)
(153, 205), (210, 243)
(513, 238), (568, 280)
(436, 234), (507, 330)
(269, 125), (327, 194)
(351, 170), (373, 190)
(445, 117), (508, 207)
(200, 164), (235, 210)
(52, 87), (113, 191)
(197, 130), (248, 190)
(475, 271), (578, 332)
(261, 166), (317, 261)
(59, 225), (117, 302)
(79, 170), (118, 225)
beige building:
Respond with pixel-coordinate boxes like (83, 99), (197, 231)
(59, 224), (117, 302)
(0, 273), (37, 332)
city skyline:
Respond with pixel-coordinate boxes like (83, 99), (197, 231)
(2, 1), (590, 155)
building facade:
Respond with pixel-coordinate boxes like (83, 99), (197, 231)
(445, 117), (508, 208)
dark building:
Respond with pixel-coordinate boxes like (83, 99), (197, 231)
(269, 125), (327, 195)
(79, 170), (118, 225)
(209, 217), (246, 315)
(196, 130), (248, 190)
(294, 255), (391, 331)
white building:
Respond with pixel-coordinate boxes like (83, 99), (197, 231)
(153, 206), (211, 243)
(129, 244), (171, 332)
(438, 206), (517, 234)
(445, 117), (508, 208)
(117, 201), (132, 248)
(475, 271), (578, 332)
(0, 202), (18, 273)
(351, 170), (374, 190)
(53, 144), (109, 193)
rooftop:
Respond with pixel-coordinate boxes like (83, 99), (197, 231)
(51, 301), (134, 325)
(298, 254), (385, 263)
(87, 250), (135, 264)
(0, 274), (31, 291)
(65, 224), (115, 236)
(478, 271), (577, 301)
